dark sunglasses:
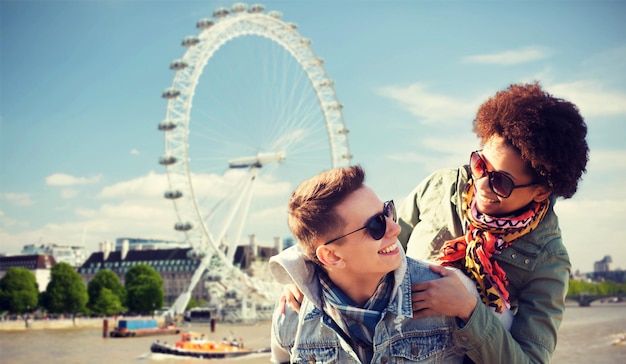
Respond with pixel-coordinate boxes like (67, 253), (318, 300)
(470, 151), (536, 198)
(324, 200), (396, 245)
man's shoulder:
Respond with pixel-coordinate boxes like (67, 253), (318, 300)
(273, 299), (323, 344)
(405, 257), (441, 282)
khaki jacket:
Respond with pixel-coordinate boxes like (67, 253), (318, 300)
(397, 166), (570, 364)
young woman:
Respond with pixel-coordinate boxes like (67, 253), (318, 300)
(400, 82), (588, 363)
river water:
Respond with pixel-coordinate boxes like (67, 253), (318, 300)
(1, 302), (624, 363)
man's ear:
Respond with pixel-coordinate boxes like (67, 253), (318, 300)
(532, 185), (552, 203)
(316, 244), (344, 268)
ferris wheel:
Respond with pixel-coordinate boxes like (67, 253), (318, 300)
(158, 3), (351, 317)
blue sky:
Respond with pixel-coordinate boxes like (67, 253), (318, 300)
(1, 0), (625, 273)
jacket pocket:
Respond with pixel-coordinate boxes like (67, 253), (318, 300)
(389, 333), (447, 363)
(291, 346), (340, 364)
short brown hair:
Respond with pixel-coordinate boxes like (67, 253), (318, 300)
(473, 82), (589, 198)
(288, 165), (365, 265)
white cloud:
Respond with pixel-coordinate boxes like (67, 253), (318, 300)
(570, 148), (626, 201)
(462, 46), (550, 65)
(15, 171), (288, 253)
(74, 208), (98, 219)
(586, 149), (626, 174)
(97, 170), (290, 202)
(98, 201), (174, 221)
(0, 212), (28, 230)
(2, 193), (34, 206)
(385, 134), (478, 167)
(98, 171), (167, 199)
(421, 135), (478, 154)
(186, 170), (290, 199)
(554, 196), (626, 272)
(386, 152), (432, 164)
(377, 82), (481, 125)
(46, 173), (102, 186)
(130, 149), (140, 155)
(61, 189), (79, 199)
(0, 195), (182, 255)
(379, 76), (626, 127)
(546, 80), (626, 117)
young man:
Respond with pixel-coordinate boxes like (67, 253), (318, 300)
(270, 165), (464, 364)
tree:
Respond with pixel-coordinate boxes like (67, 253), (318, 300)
(0, 267), (38, 314)
(568, 279), (626, 296)
(125, 264), (164, 314)
(186, 297), (207, 311)
(91, 288), (124, 316)
(42, 262), (88, 315)
(87, 269), (125, 315)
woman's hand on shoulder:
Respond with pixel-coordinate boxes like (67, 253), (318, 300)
(410, 264), (478, 323)
(278, 283), (304, 314)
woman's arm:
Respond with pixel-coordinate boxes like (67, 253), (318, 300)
(453, 251), (570, 363)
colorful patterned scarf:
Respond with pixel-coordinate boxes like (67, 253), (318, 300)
(436, 177), (549, 313)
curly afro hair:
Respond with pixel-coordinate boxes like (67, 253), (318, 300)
(473, 82), (588, 199)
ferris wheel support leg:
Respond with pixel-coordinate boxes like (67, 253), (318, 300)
(170, 254), (212, 315)
(227, 169), (258, 263)
(170, 291), (191, 317)
(213, 169), (258, 264)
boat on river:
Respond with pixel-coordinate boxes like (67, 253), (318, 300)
(110, 319), (179, 338)
(150, 332), (270, 359)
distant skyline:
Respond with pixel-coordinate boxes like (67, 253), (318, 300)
(1, 0), (625, 273)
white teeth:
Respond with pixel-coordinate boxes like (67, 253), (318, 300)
(379, 242), (397, 254)
(479, 194), (498, 203)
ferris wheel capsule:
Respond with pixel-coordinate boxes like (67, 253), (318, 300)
(267, 10), (282, 19)
(164, 190), (183, 199)
(231, 3), (248, 13)
(213, 7), (230, 18)
(248, 4), (265, 13)
(169, 59), (188, 71)
(325, 102), (343, 110)
(161, 88), (180, 99)
(186, 248), (205, 259)
(158, 120), (177, 131)
(196, 18), (215, 29)
(181, 36), (200, 47)
(304, 58), (324, 67)
(159, 154), (177, 165)
(203, 274), (223, 282)
(175, 222), (194, 232)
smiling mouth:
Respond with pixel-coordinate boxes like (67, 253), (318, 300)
(378, 242), (398, 254)
(478, 194), (499, 204)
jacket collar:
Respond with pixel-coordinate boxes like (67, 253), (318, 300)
(269, 244), (412, 318)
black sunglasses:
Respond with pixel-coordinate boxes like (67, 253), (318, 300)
(324, 200), (396, 245)
(470, 151), (536, 198)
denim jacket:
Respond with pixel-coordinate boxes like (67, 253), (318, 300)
(269, 246), (463, 364)
(397, 166), (571, 364)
